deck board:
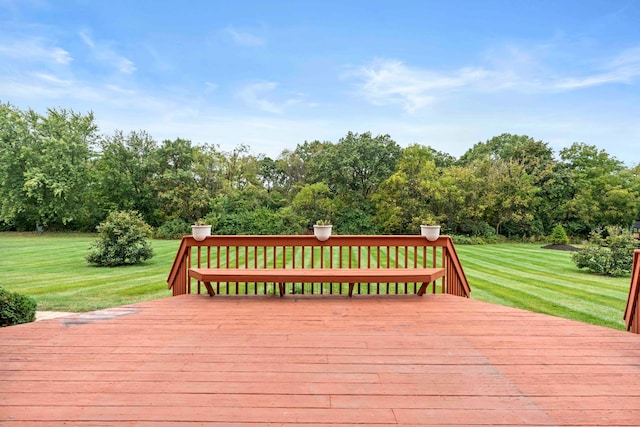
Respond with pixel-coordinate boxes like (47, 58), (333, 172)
(1, 294), (640, 426)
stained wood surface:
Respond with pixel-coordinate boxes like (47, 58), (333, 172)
(189, 267), (445, 283)
(2, 294), (640, 426)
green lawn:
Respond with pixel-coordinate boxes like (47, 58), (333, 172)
(456, 244), (630, 330)
(0, 233), (632, 330)
(0, 232), (179, 312)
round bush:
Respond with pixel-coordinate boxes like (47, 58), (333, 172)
(87, 210), (154, 267)
(0, 286), (37, 327)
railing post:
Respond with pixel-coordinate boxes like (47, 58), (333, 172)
(624, 250), (640, 333)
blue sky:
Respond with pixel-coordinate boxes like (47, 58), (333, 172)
(1, 0), (639, 163)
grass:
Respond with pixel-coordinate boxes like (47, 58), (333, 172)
(456, 243), (630, 330)
(0, 232), (179, 312)
(0, 233), (632, 330)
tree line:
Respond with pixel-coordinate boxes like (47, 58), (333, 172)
(1, 103), (639, 239)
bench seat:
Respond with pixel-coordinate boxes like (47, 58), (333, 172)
(188, 267), (445, 297)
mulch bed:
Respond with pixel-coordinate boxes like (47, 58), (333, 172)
(541, 244), (581, 252)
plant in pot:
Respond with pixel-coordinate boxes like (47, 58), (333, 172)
(191, 219), (211, 242)
(313, 219), (332, 242)
(418, 215), (441, 242)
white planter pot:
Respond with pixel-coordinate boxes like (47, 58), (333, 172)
(191, 225), (211, 241)
(313, 224), (332, 241)
(420, 225), (441, 242)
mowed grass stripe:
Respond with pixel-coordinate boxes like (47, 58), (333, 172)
(460, 249), (624, 300)
(456, 244), (629, 330)
(0, 233), (178, 311)
(468, 276), (621, 329)
(473, 272), (623, 326)
(461, 255), (625, 303)
(459, 244), (626, 294)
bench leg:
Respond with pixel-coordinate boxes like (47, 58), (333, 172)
(203, 281), (215, 297)
(278, 283), (285, 297)
(417, 282), (429, 296)
(348, 283), (354, 297)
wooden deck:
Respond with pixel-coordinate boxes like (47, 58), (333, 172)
(2, 294), (640, 426)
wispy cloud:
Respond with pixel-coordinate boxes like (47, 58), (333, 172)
(79, 30), (136, 74)
(555, 46), (640, 90)
(236, 81), (302, 114)
(349, 60), (490, 112)
(0, 69), (173, 114)
(224, 26), (265, 47)
(347, 59), (490, 112)
(0, 37), (72, 65)
(349, 45), (640, 112)
(204, 82), (218, 93)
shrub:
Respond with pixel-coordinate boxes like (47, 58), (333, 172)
(0, 286), (37, 327)
(87, 210), (154, 267)
(155, 219), (191, 239)
(549, 224), (569, 245)
(451, 235), (487, 245)
(572, 246), (611, 274)
(571, 226), (638, 277)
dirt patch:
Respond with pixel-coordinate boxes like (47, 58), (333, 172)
(541, 244), (581, 252)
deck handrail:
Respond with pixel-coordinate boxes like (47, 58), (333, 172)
(444, 237), (471, 297)
(624, 249), (640, 333)
(167, 234), (471, 298)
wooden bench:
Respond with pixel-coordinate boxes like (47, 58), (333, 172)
(168, 235), (471, 298)
(189, 267), (445, 297)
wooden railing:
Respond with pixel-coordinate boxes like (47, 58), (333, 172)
(167, 235), (471, 298)
(624, 250), (640, 333)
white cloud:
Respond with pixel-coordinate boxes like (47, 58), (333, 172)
(78, 31), (95, 49)
(204, 82), (218, 93)
(30, 71), (71, 86)
(236, 81), (304, 114)
(79, 30), (136, 74)
(553, 46), (640, 90)
(237, 81), (281, 113)
(349, 46), (640, 111)
(0, 37), (72, 65)
(224, 26), (265, 47)
(348, 59), (490, 112)
(0, 68), (176, 114)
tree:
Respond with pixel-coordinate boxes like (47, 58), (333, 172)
(321, 132), (401, 202)
(0, 103), (29, 229)
(0, 105), (97, 230)
(457, 133), (543, 165)
(374, 144), (439, 234)
(559, 142), (623, 178)
(477, 158), (540, 236)
(549, 224), (569, 245)
(154, 138), (211, 224)
(192, 143), (226, 205)
(290, 183), (337, 230)
(86, 210), (154, 267)
(92, 131), (161, 226)
(559, 143), (633, 236)
(220, 144), (262, 191)
(207, 186), (292, 235)
(430, 164), (488, 236)
(374, 145), (496, 236)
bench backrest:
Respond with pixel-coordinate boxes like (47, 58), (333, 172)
(168, 235), (470, 297)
